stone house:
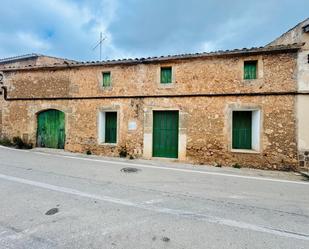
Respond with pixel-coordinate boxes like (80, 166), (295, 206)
(0, 53), (76, 69)
(0, 19), (308, 171)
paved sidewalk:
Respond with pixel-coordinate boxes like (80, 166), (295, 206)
(31, 147), (308, 182)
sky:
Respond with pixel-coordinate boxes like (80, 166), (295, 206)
(0, 0), (308, 61)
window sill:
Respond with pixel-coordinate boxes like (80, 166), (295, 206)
(242, 79), (260, 84)
(231, 149), (260, 154)
(152, 157), (179, 161)
(158, 83), (175, 89)
(101, 86), (113, 90)
(99, 142), (117, 147)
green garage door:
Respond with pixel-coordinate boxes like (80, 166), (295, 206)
(37, 109), (65, 149)
(153, 111), (179, 158)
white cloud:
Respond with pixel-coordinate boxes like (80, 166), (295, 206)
(0, 0), (308, 60)
(17, 32), (51, 50)
(200, 41), (219, 52)
(0, 0), (122, 60)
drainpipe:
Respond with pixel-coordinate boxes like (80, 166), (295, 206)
(0, 86), (7, 100)
(0, 71), (4, 99)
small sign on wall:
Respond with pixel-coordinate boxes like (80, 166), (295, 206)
(128, 121), (137, 131)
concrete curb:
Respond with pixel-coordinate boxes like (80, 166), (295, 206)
(299, 171), (309, 179)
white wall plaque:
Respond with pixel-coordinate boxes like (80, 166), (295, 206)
(128, 121), (137, 131)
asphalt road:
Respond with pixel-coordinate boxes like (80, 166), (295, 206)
(0, 146), (308, 249)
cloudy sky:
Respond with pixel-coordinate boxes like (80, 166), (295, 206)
(0, 0), (308, 61)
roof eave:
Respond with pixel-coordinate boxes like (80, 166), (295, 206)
(0, 43), (303, 72)
(0, 54), (39, 64)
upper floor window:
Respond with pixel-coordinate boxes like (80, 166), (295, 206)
(244, 61), (257, 80)
(160, 67), (172, 84)
(102, 72), (111, 87)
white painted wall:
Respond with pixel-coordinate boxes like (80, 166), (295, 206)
(252, 110), (261, 151)
(297, 95), (309, 150)
(296, 24), (309, 152)
(98, 111), (106, 144)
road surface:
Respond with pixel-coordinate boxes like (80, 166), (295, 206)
(0, 146), (308, 249)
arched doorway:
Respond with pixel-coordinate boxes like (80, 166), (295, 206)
(37, 109), (65, 149)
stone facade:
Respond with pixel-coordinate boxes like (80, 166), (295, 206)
(268, 18), (309, 171)
(0, 45), (302, 171)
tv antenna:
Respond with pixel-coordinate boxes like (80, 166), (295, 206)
(92, 32), (107, 61)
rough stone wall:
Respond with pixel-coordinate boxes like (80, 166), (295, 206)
(298, 151), (309, 170)
(36, 56), (75, 66)
(4, 52), (297, 99)
(0, 50), (299, 170)
(268, 19), (309, 170)
(1, 95), (297, 170)
(4, 70), (71, 98)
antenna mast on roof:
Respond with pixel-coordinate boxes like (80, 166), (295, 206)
(92, 32), (107, 61)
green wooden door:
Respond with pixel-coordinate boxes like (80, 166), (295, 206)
(105, 112), (117, 143)
(37, 110), (65, 149)
(153, 111), (179, 158)
(232, 111), (252, 149)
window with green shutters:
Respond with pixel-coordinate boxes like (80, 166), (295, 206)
(244, 61), (257, 80)
(160, 67), (172, 84)
(232, 111), (252, 150)
(102, 72), (111, 87)
(105, 112), (117, 143)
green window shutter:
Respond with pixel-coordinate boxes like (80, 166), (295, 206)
(102, 72), (111, 87)
(244, 61), (257, 80)
(105, 112), (117, 143)
(232, 111), (252, 149)
(160, 67), (172, 84)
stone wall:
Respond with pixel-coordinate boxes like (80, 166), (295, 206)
(298, 151), (309, 171)
(3, 52), (297, 99)
(0, 50), (300, 170)
(268, 18), (309, 170)
(0, 94), (298, 170)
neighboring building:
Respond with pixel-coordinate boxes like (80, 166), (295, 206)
(0, 53), (76, 69)
(267, 18), (309, 170)
(0, 19), (308, 171)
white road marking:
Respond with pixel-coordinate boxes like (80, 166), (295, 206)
(0, 173), (308, 241)
(1, 145), (308, 185)
(143, 199), (163, 204)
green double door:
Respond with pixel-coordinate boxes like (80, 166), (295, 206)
(153, 111), (179, 158)
(37, 110), (65, 149)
